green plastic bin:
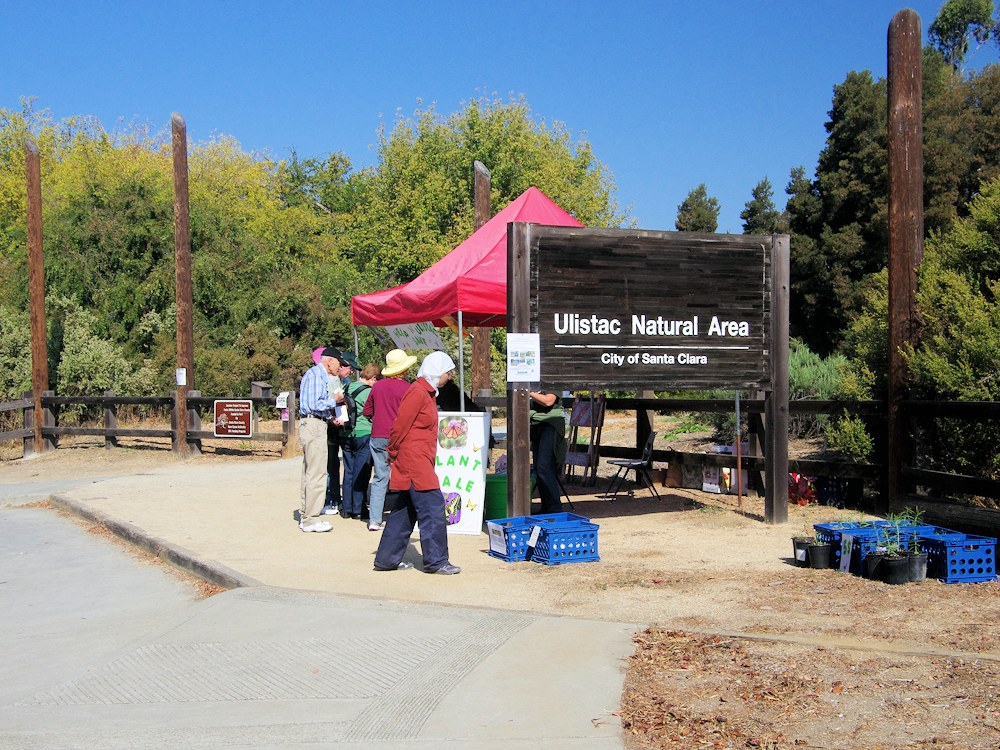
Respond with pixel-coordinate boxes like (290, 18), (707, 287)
(484, 473), (536, 521)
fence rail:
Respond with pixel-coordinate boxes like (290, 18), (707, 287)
(4, 390), (998, 506)
(0, 387), (297, 458)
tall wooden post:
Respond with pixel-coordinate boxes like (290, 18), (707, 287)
(886, 10), (924, 513)
(471, 161), (492, 397)
(765, 235), (790, 524)
(24, 140), (49, 455)
(507, 222), (533, 517)
(172, 113), (195, 455)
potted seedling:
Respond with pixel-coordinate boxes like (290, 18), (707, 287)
(905, 508), (928, 582)
(807, 532), (834, 569)
(881, 514), (910, 585)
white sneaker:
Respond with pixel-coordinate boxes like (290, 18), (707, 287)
(299, 520), (332, 532)
(368, 521), (384, 531)
(321, 505), (339, 515)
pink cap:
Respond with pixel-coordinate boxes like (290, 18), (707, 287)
(311, 347), (325, 365)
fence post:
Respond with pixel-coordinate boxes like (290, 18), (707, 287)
(250, 381), (272, 437)
(41, 389), (57, 452)
(282, 390), (297, 458)
(22, 390), (34, 458)
(188, 389), (203, 455)
(104, 390), (118, 450)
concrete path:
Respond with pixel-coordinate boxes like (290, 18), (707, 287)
(0, 462), (635, 749)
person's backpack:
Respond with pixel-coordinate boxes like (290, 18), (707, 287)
(343, 382), (371, 432)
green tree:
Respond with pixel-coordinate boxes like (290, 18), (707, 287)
(929, 0), (996, 69)
(345, 96), (626, 288)
(740, 177), (782, 234)
(675, 184), (719, 233)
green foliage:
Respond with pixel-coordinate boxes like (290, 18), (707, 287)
(929, 0), (996, 68)
(825, 414), (874, 462)
(675, 183), (719, 233)
(740, 177), (783, 234)
(785, 54), (1000, 354)
(53, 299), (156, 421)
(0, 305), (31, 401)
(0, 96), (623, 403)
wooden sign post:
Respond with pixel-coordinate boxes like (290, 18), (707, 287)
(172, 113), (195, 455)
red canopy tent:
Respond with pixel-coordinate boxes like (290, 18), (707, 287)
(351, 186), (582, 329)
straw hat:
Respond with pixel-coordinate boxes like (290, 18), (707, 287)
(382, 348), (417, 377)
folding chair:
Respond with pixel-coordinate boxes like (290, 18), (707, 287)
(602, 431), (660, 501)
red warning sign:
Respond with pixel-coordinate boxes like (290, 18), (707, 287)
(213, 399), (253, 438)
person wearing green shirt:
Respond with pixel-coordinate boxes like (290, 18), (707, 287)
(340, 363), (379, 521)
(529, 391), (566, 514)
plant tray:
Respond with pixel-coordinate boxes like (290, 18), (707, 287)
(486, 516), (536, 562)
(815, 523), (937, 572)
(921, 533), (997, 584)
(530, 522), (600, 565)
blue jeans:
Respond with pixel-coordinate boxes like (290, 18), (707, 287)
(374, 484), (450, 571)
(340, 434), (372, 517)
(368, 437), (390, 523)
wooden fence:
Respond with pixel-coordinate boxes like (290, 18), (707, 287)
(4, 389), (999, 533)
(0, 386), (296, 458)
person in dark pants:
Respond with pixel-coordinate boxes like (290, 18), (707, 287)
(340, 363), (379, 521)
(323, 351), (356, 515)
(374, 352), (461, 575)
(529, 391), (567, 514)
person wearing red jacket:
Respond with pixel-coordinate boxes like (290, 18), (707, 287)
(373, 351), (461, 575)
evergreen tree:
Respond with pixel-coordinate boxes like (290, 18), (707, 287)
(675, 184), (719, 233)
(740, 177), (782, 234)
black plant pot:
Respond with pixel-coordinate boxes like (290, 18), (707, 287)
(864, 552), (885, 580)
(807, 543), (833, 569)
(883, 555), (910, 585)
(792, 537), (812, 567)
(907, 551), (928, 583)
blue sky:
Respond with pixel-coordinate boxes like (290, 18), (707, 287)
(4, 1), (999, 233)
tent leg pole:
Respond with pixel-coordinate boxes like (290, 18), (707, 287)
(457, 311), (466, 411)
(352, 326), (359, 359)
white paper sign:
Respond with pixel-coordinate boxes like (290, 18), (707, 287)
(275, 391), (289, 409)
(385, 322), (446, 351)
(175, 367), (187, 386)
(487, 521), (508, 555)
(436, 412), (489, 535)
(506, 333), (541, 382)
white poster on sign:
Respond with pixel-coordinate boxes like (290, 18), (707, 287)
(385, 322), (446, 351)
(506, 333), (541, 382)
(436, 411), (489, 535)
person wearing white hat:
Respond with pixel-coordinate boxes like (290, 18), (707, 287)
(362, 349), (417, 530)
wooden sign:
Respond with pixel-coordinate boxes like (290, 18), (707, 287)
(528, 227), (774, 390)
(213, 399), (253, 438)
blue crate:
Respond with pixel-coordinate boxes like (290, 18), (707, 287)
(816, 522), (937, 573)
(921, 533), (997, 584)
(526, 512), (591, 526)
(531, 522), (600, 565)
(486, 516), (536, 562)
(815, 523), (881, 572)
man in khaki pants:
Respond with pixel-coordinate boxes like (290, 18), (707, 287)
(298, 348), (343, 532)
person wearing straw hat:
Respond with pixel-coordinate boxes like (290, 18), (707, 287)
(373, 351), (461, 574)
(363, 349), (417, 530)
